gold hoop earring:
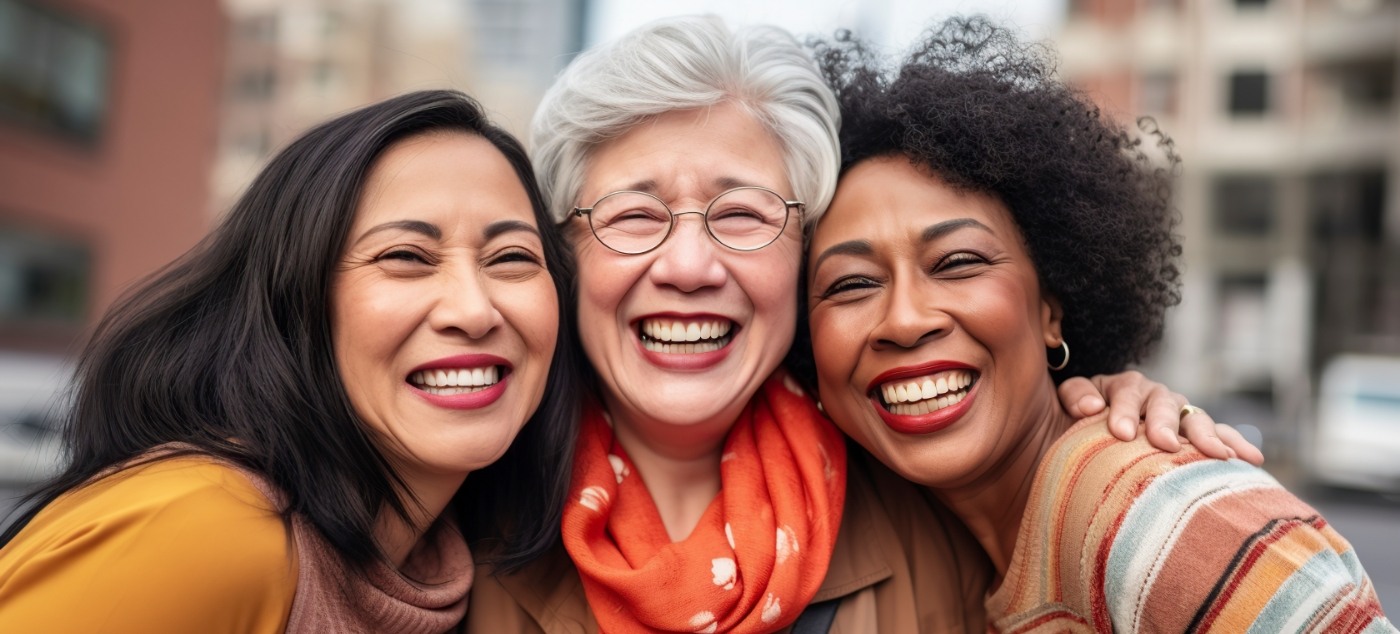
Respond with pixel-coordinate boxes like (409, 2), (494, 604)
(1048, 340), (1070, 371)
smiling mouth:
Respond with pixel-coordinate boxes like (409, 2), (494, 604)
(637, 317), (735, 354)
(874, 369), (979, 416)
(408, 366), (506, 395)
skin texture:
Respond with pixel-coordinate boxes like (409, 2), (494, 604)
(331, 132), (559, 562)
(569, 103), (806, 539)
(808, 157), (1078, 572)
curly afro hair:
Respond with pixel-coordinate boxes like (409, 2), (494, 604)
(802, 16), (1182, 382)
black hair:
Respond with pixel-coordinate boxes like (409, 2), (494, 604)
(799, 16), (1183, 382)
(0, 90), (581, 573)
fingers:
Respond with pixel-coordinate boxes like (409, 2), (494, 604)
(1214, 423), (1265, 466)
(1137, 385), (1184, 453)
(1095, 371), (1149, 441)
(1177, 404), (1233, 460)
(1057, 376), (1107, 419)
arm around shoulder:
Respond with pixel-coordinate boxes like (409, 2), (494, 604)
(0, 459), (298, 634)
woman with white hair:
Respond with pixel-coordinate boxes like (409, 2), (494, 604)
(466, 15), (1258, 633)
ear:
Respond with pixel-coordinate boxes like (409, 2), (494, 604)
(1040, 294), (1064, 348)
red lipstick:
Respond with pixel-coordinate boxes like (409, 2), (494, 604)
(633, 312), (737, 371)
(866, 361), (979, 435)
(408, 354), (511, 410)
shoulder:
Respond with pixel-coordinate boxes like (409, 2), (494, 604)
(466, 542), (595, 634)
(0, 456), (297, 633)
(1034, 415), (1391, 632)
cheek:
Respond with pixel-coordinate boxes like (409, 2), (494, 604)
(740, 244), (801, 321)
(331, 276), (410, 368)
(572, 242), (636, 331)
(520, 281), (560, 361)
(809, 306), (870, 401)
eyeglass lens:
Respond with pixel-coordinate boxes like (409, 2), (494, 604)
(587, 188), (789, 253)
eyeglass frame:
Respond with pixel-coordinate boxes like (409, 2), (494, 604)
(571, 185), (805, 255)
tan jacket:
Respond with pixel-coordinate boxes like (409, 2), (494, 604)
(464, 445), (991, 633)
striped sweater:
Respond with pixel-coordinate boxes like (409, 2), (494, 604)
(986, 415), (1394, 633)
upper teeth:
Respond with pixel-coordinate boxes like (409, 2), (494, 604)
(640, 318), (732, 343)
(879, 369), (975, 405)
(410, 367), (500, 388)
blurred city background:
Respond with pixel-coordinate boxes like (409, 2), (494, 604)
(1, 0), (1396, 608)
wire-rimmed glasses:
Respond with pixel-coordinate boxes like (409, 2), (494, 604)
(572, 186), (804, 255)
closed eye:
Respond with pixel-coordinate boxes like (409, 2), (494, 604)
(377, 248), (431, 265)
(933, 251), (988, 274)
(488, 249), (542, 266)
(820, 275), (881, 298)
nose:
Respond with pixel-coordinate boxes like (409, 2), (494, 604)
(646, 211), (728, 292)
(427, 263), (504, 340)
(869, 275), (951, 351)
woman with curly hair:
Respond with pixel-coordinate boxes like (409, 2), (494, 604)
(467, 14), (1263, 634)
(806, 17), (1394, 632)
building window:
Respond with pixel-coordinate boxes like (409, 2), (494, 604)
(0, 0), (111, 143)
(1139, 71), (1178, 116)
(237, 14), (278, 43)
(1228, 70), (1270, 116)
(235, 68), (277, 100)
(1310, 169), (1386, 239)
(1213, 175), (1276, 236)
(0, 226), (90, 327)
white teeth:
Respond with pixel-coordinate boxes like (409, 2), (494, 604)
(887, 388), (970, 416)
(878, 369), (977, 407)
(638, 318), (733, 345)
(409, 366), (503, 392)
(641, 340), (725, 354)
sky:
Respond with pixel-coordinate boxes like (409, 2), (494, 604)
(587, 0), (1066, 51)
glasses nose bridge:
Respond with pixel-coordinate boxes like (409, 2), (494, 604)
(662, 207), (717, 248)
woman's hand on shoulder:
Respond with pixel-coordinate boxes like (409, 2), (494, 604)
(1057, 372), (1265, 466)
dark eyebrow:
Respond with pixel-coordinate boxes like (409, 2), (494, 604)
(921, 218), (992, 242)
(355, 220), (441, 245)
(811, 240), (874, 272)
(483, 219), (542, 241)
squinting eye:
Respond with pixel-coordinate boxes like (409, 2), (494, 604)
(821, 275), (880, 298)
(379, 249), (429, 264)
(937, 252), (986, 271)
(490, 250), (541, 266)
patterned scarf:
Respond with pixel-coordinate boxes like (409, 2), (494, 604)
(561, 373), (847, 633)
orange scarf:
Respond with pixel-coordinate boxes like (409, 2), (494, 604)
(561, 373), (847, 634)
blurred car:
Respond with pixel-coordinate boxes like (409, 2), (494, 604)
(0, 352), (68, 485)
(1310, 354), (1400, 493)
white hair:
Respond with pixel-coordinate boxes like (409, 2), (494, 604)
(530, 15), (840, 227)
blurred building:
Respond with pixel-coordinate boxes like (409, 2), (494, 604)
(214, 0), (587, 212)
(1055, 0), (1400, 449)
(215, 0), (470, 211)
(463, 0), (588, 137)
(0, 0), (224, 478)
(0, 0), (225, 354)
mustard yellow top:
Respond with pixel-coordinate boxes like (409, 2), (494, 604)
(0, 456), (298, 632)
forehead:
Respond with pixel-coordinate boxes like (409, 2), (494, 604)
(815, 156), (1017, 248)
(580, 103), (790, 200)
(353, 132), (536, 229)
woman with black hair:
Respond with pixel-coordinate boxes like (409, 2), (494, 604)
(0, 89), (582, 632)
(806, 18), (1393, 631)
